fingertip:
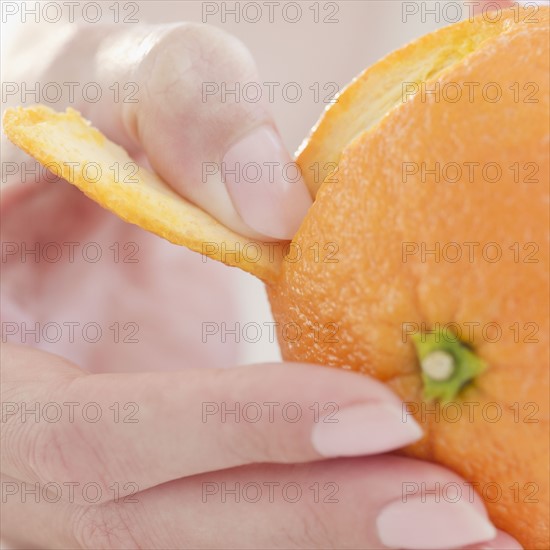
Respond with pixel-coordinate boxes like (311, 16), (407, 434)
(463, 529), (523, 549)
(376, 498), (497, 549)
(222, 124), (313, 239)
(311, 401), (423, 458)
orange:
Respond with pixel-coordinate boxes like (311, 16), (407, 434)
(4, 7), (549, 547)
(270, 8), (550, 547)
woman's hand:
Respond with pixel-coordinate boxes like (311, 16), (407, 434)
(5, 21), (312, 240)
(1, 343), (521, 549)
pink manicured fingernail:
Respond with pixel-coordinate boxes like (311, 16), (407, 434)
(376, 497), (497, 549)
(222, 125), (312, 239)
(471, 530), (523, 549)
(311, 402), (423, 457)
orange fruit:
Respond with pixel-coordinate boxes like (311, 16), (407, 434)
(270, 9), (549, 549)
(4, 7), (549, 547)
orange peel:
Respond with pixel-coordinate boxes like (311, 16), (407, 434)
(3, 105), (283, 281)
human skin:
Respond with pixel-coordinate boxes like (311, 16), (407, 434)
(0, 2), (521, 548)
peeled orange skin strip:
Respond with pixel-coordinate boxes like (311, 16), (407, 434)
(2, 105), (285, 282)
(297, 7), (531, 197)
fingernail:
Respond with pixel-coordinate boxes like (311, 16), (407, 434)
(222, 125), (313, 240)
(310, 402), (423, 457)
(376, 497), (497, 549)
(472, 530), (523, 549)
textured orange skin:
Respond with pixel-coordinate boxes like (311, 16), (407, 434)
(268, 15), (549, 549)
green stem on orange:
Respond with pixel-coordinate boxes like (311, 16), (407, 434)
(412, 329), (487, 402)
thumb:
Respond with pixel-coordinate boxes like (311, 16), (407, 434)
(105, 23), (312, 240)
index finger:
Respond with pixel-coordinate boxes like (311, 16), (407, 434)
(1, 343), (422, 505)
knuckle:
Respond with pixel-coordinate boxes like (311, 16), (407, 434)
(27, 422), (111, 502)
(138, 23), (259, 107)
(27, 422), (71, 480)
(164, 22), (257, 78)
(72, 502), (144, 550)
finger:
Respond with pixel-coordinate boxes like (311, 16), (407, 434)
(464, 530), (523, 549)
(1, 343), (422, 505)
(91, 23), (312, 240)
(126, 456), (501, 549)
(1, 456), (505, 550)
